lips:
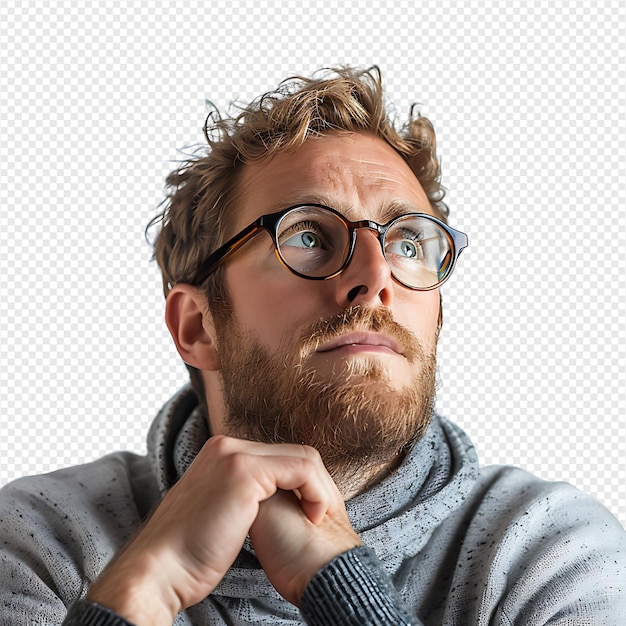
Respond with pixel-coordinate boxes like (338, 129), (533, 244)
(316, 331), (405, 356)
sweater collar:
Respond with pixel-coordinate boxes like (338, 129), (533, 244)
(147, 385), (479, 606)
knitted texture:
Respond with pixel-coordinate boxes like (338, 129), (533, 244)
(301, 546), (412, 625)
(64, 601), (135, 625)
(1, 385), (625, 624)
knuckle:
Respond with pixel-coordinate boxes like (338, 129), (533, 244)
(204, 437), (251, 477)
(222, 451), (250, 477)
(205, 434), (232, 455)
(300, 444), (323, 464)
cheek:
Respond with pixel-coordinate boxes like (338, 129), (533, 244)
(394, 290), (441, 350)
(224, 266), (317, 350)
(226, 277), (273, 330)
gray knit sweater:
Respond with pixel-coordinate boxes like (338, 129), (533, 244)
(1, 386), (625, 624)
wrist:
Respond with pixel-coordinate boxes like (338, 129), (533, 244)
(86, 548), (181, 626)
(293, 533), (364, 605)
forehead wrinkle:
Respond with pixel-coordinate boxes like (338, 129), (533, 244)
(278, 189), (424, 223)
(246, 138), (431, 221)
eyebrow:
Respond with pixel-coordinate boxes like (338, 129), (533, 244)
(276, 196), (425, 223)
(278, 193), (338, 211)
(378, 200), (424, 222)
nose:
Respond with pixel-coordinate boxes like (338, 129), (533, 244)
(334, 228), (394, 309)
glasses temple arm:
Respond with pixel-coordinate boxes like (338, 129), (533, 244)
(193, 224), (262, 285)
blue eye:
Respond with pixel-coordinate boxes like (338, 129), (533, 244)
(279, 220), (326, 249)
(386, 238), (423, 260)
(282, 231), (322, 248)
(401, 241), (418, 258)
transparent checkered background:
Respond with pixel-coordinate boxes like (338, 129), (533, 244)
(1, 0), (624, 529)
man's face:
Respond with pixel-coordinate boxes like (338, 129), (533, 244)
(211, 132), (441, 492)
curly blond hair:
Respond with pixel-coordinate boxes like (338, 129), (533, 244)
(148, 65), (448, 402)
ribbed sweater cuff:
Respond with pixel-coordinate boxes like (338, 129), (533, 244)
(300, 545), (414, 626)
(63, 600), (136, 626)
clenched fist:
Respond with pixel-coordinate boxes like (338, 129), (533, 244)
(87, 436), (361, 625)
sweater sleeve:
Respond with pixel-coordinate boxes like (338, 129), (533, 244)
(63, 600), (136, 626)
(300, 546), (419, 626)
(63, 547), (416, 626)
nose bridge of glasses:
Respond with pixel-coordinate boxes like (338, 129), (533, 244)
(351, 218), (384, 232)
(343, 219), (390, 271)
(350, 219), (387, 251)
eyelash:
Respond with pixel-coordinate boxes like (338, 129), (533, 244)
(394, 228), (424, 242)
(279, 220), (323, 241)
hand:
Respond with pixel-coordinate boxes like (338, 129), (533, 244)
(250, 487), (362, 606)
(86, 436), (358, 625)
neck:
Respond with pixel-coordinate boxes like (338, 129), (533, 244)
(334, 449), (408, 500)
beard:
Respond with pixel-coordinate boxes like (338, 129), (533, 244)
(215, 305), (437, 492)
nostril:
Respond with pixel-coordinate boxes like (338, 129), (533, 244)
(347, 285), (366, 302)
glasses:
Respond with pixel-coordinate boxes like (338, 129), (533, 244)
(192, 203), (468, 291)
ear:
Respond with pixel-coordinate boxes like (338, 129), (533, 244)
(165, 284), (221, 371)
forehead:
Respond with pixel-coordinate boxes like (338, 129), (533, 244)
(236, 132), (433, 227)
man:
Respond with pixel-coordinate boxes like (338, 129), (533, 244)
(1, 67), (624, 625)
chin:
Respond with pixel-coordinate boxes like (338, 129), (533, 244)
(314, 354), (414, 387)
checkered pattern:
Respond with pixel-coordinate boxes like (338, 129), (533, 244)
(1, 0), (624, 528)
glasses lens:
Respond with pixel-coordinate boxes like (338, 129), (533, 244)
(276, 206), (350, 277)
(385, 216), (454, 289)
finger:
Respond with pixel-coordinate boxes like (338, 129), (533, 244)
(192, 436), (341, 523)
(204, 435), (323, 458)
(274, 462), (338, 524)
(299, 498), (326, 525)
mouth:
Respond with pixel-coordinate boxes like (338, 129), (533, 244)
(316, 331), (405, 357)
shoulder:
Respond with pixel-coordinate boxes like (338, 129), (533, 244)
(465, 464), (626, 565)
(1, 451), (158, 536)
(458, 464), (626, 622)
(0, 452), (159, 613)
(472, 463), (624, 534)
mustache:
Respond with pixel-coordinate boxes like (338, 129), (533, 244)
(297, 305), (424, 363)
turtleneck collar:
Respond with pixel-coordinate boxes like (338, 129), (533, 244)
(147, 384), (479, 573)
